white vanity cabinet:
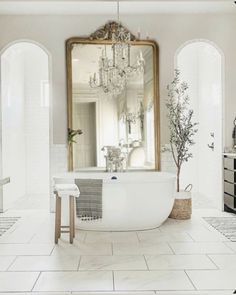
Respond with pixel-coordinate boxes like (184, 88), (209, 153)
(224, 154), (236, 213)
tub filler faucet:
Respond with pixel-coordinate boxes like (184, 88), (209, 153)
(101, 146), (126, 172)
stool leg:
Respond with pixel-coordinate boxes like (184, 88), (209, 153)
(55, 193), (61, 244)
(58, 197), (62, 238)
(69, 195), (74, 244)
(72, 196), (75, 238)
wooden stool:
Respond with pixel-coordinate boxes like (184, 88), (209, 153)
(54, 184), (80, 244)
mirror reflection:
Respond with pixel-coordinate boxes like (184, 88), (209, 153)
(71, 43), (155, 171)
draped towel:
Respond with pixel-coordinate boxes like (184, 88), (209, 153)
(75, 179), (103, 221)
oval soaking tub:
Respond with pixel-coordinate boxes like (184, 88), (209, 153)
(55, 172), (175, 231)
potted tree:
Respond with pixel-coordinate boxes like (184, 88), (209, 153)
(166, 70), (198, 219)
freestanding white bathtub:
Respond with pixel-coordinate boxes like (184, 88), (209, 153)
(54, 172), (175, 231)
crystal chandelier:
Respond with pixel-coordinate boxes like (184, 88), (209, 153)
(89, 0), (145, 97)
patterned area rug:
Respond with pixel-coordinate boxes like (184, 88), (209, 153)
(0, 217), (20, 237)
(203, 216), (236, 242)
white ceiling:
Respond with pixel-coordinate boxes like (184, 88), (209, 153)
(0, 1), (235, 15)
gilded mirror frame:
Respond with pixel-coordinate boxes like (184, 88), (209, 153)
(66, 21), (160, 171)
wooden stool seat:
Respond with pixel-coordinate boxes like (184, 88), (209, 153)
(54, 184), (80, 244)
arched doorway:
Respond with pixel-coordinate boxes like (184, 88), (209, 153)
(175, 40), (224, 210)
(0, 41), (51, 211)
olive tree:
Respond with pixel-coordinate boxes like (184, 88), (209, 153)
(166, 70), (198, 192)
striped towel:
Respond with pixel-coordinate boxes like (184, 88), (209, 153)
(75, 179), (103, 221)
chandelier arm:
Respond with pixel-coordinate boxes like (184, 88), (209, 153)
(88, 12), (144, 97)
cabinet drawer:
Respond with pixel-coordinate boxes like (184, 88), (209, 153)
(224, 169), (236, 183)
(224, 193), (236, 210)
(224, 157), (236, 170)
(224, 181), (236, 196)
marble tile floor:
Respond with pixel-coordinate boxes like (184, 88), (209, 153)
(0, 208), (235, 294)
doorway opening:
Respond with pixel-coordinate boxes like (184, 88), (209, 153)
(0, 41), (51, 211)
(73, 102), (97, 169)
(176, 40), (224, 210)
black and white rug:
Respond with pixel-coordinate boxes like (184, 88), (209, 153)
(203, 216), (236, 242)
(0, 216), (20, 237)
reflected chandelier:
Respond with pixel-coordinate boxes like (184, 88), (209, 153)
(89, 0), (145, 96)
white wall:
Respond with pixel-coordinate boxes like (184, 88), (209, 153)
(177, 44), (199, 191)
(99, 97), (119, 148)
(0, 43), (49, 210)
(1, 46), (26, 209)
(177, 42), (222, 205)
(0, 14), (235, 149)
(73, 102), (97, 169)
(198, 44), (222, 202)
(24, 46), (49, 196)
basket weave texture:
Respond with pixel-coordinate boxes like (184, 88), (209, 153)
(169, 198), (192, 220)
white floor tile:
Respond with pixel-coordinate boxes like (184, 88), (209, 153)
(0, 256), (16, 271)
(187, 230), (229, 242)
(156, 291), (234, 294)
(79, 255), (147, 270)
(145, 254), (217, 270)
(0, 272), (39, 292)
(169, 242), (234, 254)
(52, 241), (112, 256)
(160, 226), (210, 234)
(159, 220), (210, 233)
(113, 242), (173, 255)
(0, 206), (235, 293)
(114, 270), (194, 291)
(85, 232), (139, 243)
(9, 255), (80, 271)
(187, 270), (236, 289)
(0, 232), (33, 243)
(30, 229), (86, 244)
(137, 232), (193, 242)
(208, 254), (236, 269)
(0, 243), (54, 255)
(0, 293), (155, 295)
(34, 271), (113, 292)
(224, 242), (236, 253)
(162, 218), (179, 225)
(0, 212), (49, 244)
(0, 293), (71, 295)
(72, 293), (155, 295)
(137, 227), (162, 233)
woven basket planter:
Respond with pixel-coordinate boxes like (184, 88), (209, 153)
(169, 191), (192, 220)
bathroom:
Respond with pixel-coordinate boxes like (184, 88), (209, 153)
(0, 1), (236, 293)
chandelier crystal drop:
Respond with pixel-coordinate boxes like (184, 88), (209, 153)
(89, 1), (145, 97)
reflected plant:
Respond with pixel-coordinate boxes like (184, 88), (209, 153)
(166, 69), (198, 192)
(68, 128), (83, 144)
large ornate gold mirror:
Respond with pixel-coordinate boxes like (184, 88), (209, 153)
(66, 22), (160, 171)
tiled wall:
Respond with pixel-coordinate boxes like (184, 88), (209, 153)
(24, 48), (50, 196)
(1, 43), (50, 211)
(1, 49), (26, 210)
(50, 144), (68, 211)
(73, 102), (97, 169)
(160, 144), (176, 173)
